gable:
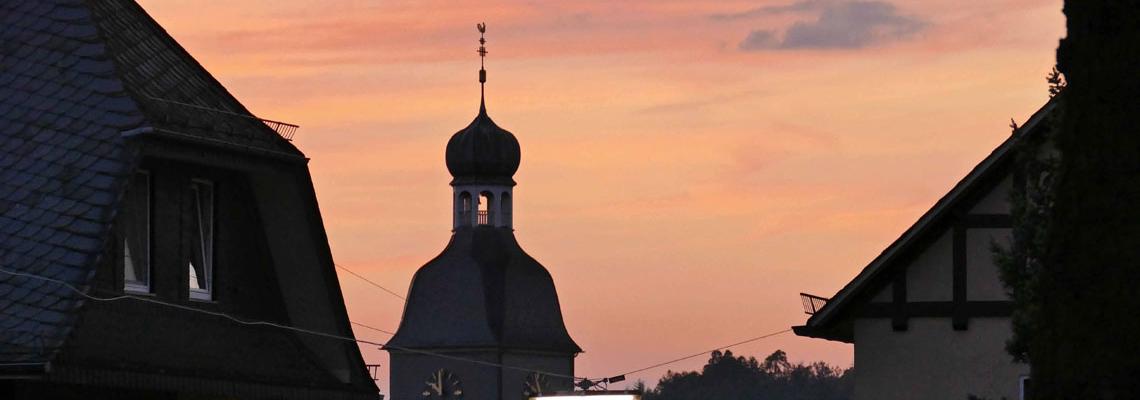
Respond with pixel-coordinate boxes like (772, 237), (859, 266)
(864, 177), (1014, 305)
(795, 99), (1054, 342)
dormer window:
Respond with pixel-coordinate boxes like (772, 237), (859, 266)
(122, 171), (151, 293)
(188, 179), (214, 301)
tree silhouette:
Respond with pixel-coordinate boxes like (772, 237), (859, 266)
(1000, 1), (1140, 398)
(641, 350), (852, 400)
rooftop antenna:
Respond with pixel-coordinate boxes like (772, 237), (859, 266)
(477, 22), (487, 109)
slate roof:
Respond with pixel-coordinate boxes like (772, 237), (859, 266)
(87, 0), (299, 155)
(388, 227), (582, 354)
(793, 99), (1056, 342)
(0, 0), (297, 368)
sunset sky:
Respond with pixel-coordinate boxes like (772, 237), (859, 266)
(136, 0), (1065, 390)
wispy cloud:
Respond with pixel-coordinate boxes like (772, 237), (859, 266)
(734, 0), (927, 50)
(709, 0), (829, 20)
(636, 89), (768, 114)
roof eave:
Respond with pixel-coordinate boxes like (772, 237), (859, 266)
(791, 325), (852, 343)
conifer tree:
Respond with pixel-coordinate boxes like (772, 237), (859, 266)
(1022, 1), (1140, 397)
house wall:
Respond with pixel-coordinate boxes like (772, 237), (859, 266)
(870, 227), (1014, 303)
(969, 175), (1012, 215)
(906, 231), (954, 302)
(854, 318), (1027, 400)
(852, 173), (1025, 400)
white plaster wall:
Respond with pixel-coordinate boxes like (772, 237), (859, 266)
(871, 282), (893, 302)
(905, 230), (953, 302)
(853, 317), (1027, 400)
(967, 228), (1012, 301)
(969, 174), (1013, 215)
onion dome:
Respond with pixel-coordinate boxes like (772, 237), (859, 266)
(445, 101), (521, 185)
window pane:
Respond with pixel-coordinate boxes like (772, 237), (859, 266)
(123, 171), (150, 292)
(188, 180), (214, 299)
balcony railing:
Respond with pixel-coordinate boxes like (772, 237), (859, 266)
(260, 118), (299, 141)
(477, 210), (489, 225)
(145, 96), (299, 141)
(800, 293), (829, 315)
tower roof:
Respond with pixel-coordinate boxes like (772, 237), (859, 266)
(444, 23), (520, 186)
(445, 103), (521, 185)
(387, 227), (581, 354)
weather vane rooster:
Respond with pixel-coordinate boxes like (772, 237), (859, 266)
(477, 22), (487, 85)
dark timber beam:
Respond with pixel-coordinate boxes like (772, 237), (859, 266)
(859, 301), (1014, 318)
(892, 267), (908, 331)
(952, 224), (968, 330)
(959, 214), (1013, 228)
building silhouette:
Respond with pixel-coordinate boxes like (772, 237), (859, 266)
(0, 1), (378, 398)
(385, 45), (582, 399)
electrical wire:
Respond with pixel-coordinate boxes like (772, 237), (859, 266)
(609, 328), (793, 377)
(0, 265), (795, 384)
(0, 266), (576, 379)
(330, 264), (793, 382)
(351, 321), (396, 336)
(334, 263), (406, 301)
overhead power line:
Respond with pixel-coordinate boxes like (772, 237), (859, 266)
(334, 262), (794, 382)
(351, 321), (396, 336)
(0, 266), (573, 379)
(335, 263), (406, 301)
(0, 265), (794, 385)
(610, 329), (793, 377)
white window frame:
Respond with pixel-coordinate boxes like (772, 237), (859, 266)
(123, 170), (151, 294)
(188, 179), (215, 301)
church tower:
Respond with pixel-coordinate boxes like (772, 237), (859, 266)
(386, 24), (582, 400)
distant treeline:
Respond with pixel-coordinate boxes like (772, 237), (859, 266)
(635, 349), (852, 400)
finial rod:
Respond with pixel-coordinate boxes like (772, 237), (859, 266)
(477, 22), (487, 84)
(477, 22), (487, 109)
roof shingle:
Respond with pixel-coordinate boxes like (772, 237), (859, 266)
(0, 0), (302, 366)
(1, 0), (144, 365)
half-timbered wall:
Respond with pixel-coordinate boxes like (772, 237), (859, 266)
(853, 173), (1027, 400)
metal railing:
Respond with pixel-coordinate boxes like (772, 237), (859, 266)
(800, 293), (829, 315)
(261, 118), (299, 141)
(145, 96), (300, 141)
(477, 210), (489, 225)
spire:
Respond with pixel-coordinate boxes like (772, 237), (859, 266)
(477, 22), (487, 113)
